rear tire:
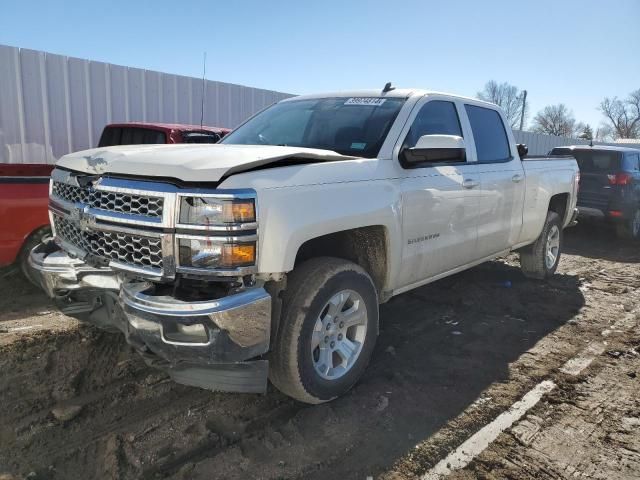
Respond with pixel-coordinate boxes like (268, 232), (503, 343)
(615, 208), (640, 240)
(19, 227), (52, 287)
(520, 211), (562, 280)
(269, 257), (379, 404)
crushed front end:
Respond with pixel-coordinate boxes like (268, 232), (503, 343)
(30, 168), (271, 393)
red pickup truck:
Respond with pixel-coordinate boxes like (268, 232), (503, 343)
(1, 122), (231, 281)
(0, 163), (53, 282)
(98, 122), (231, 146)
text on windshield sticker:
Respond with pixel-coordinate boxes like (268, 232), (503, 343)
(344, 97), (387, 106)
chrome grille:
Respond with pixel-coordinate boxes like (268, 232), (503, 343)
(53, 215), (163, 270)
(52, 181), (164, 218)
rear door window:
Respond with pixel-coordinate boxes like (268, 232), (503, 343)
(143, 129), (166, 144)
(98, 127), (121, 147)
(553, 150), (621, 172)
(623, 153), (640, 171)
(99, 127), (166, 146)
(465, 105), (511, 162)
(182, 132), (222, 143)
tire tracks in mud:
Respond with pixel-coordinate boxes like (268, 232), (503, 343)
(139, 401), (302, 479)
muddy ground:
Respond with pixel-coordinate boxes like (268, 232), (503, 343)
(0, 223), (638, 480)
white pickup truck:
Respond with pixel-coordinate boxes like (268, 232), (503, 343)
(31, 88), (579, 404)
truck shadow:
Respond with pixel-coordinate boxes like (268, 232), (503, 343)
(301, 259), (585, 480)
(563, 221), (640, 263)
(1, 260), (586, 480)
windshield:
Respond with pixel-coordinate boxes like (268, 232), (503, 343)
(98, 126), (167, 146)
(221, 97), (406, 158)
(552, 148), (621, 172)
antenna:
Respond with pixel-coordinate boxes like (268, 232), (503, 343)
(382, 82), (395, 93)
(200, 52), (207, 128)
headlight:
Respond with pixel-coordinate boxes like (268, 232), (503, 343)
(178, 238), (256, 269)
(179, 197), (255, 225)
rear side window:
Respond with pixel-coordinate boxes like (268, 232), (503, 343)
(98, 127), (166, 147)
(623, 153), (640, 171)
(98, 127), (121, 147)
(182, 132), (222, 144)
(552, 150), (621, 172)
(403, 100), (462, 148)
(465, 105), (511, 162)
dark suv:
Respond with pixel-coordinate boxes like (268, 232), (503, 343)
(550, 145), (640, 239)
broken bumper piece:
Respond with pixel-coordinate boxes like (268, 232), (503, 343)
(29, 241), (272, 394)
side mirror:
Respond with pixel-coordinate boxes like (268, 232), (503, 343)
(402, 135), (466, 165)
(517, 143), (528, 158)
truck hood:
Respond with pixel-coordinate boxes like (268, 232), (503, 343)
(56, 144), (356, 182)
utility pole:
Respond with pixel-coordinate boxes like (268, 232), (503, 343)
(519, 90), (527, 131)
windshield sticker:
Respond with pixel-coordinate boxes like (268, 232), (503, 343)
(350, 142), (367, 150)
(344, 97), (386, 107)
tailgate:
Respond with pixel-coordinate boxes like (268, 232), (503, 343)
(574, 151), (621, 209)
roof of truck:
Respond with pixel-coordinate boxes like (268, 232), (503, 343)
(283, 88), (496, 107)
(105, 122), (231, 133)
(554, 145), (640, 153)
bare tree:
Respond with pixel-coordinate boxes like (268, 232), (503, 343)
(477, 80), (528, 129)
(532, 104), (580, 137)
(599, 89), (640, 139)
(596, 124), (614, 142)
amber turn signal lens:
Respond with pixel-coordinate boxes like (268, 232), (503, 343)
(222, 201), (255, 223)
(221, 243), (256, 267)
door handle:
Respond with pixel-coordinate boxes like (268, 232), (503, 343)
(462, 179), (479, 189)
(512, 174), (524, 183)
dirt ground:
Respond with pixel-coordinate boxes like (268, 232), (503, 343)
(1, 223), (639, 480)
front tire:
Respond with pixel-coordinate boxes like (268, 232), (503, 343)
(269, 257), (379, 404)
(520, 211), (562, 280)
(19, 227), (51, 287)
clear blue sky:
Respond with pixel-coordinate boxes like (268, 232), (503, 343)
(2, 0), (639, 130)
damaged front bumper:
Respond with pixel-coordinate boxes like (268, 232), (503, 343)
(29, 242), (272, 393)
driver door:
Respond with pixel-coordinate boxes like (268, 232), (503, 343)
(395, 98), (481, 288)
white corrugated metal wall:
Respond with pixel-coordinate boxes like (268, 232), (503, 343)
(0, 44), (292, 164)
(513, 131), (639, 155)
(1, 44), (636, 164)
(513, 130), (590, 155)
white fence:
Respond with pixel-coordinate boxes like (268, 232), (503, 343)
(513, 130), (590, 155)
(1, 43), (636, 164)
(513, 130), (639, 155)
(0, 44), (291, 164)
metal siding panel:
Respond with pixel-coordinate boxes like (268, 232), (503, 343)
(0, 45), (24, 163)
(215, 81), (232, 128)
(256, 89), (267, 113)
(229, 84), (243, 128)
(20, 49), (48, 163)
(161, 72), (177, 122)
(109, 64), (128, 122)
(67, 57), (91, 152)
(145, 70), (161, 122)
(0, 44), (293, 162)
(89, 61), (109, 146)
(242, 86), (252, 123)
(127, 67), (145, 121)
(190, 77), (204, 126)
(45, 53), (71, 161)
(204, 81), (220, 127)
(176, 75), (191, 124)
